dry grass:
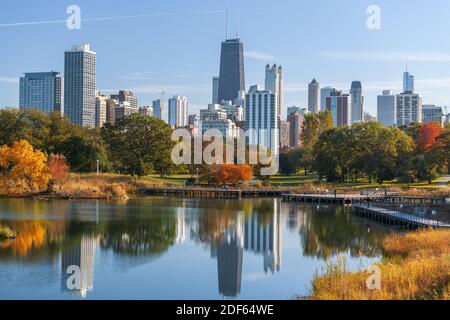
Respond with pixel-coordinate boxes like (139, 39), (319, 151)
(51, 173), (138, 199)
(393, 188), (450, 197)
(310, 229), (450, 300)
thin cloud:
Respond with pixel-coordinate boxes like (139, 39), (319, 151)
(318, 51), (450, 62)
(0, 10), (228, 28)
(0, 77), (19, 84)
(101, 84), (210, 95)
(123, 71), (215, 80)
(245, 51), (276, 61)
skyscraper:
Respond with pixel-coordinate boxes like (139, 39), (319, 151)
(110, 90), (138, 110)
(245, 85), (279, 156)
(326, 90), (352, 127)
(320, 87), (335, 112)
(19, 72), (63, 115)
(168, 95), (188, 127)
(396, 92), (422, 126)
(152, 99), (162, 120)
(287, 106), (300, 117)
(350, 81), (364, 123)
(377, 90), (396, 127)
(199, 104), (239, 138)
(265, 64), (283, 117)
(105, 98), (116, 125)
(403, 63), (414, 93)
(287, 111), (304, 148)
(218, 38), (245, 104)
(64, 44), (96, 127)
(308, 79), (320, 114)
(114, 101), (138, 121)
(95, 91), (107, 128)
(279, 117), (290, 149)
(422, 105), (446, 127)
(212, 76), (219, 104)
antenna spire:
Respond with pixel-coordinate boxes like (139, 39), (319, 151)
(236, 9), (240, 38)
(225, 8), (229, 40)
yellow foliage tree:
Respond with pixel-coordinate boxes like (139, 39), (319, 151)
(0, 140), (51, 194)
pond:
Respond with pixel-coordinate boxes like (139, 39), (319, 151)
(0, 197), (393, 300)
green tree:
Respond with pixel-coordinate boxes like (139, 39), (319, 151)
(60, 127), (109, 173)
(102, 114), (175, 176)
(301, 111), (334, 174)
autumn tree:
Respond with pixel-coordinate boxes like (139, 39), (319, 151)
(209, 164), (253, 185)
(416, 122), (442, 152)
(47, 154), (70, 190)
(0, 140), (51, 194)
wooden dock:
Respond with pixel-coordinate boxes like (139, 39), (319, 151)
(282, 193), (390, 205)
(282, 193), (448, 206)
(354, 205), (450, 230)
(142, 188), (287, 199)
(383, 195), (448, 205)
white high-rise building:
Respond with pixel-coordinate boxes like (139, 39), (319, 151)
(199, 104), (240, 137)
(320, 87), (335, 112)
(265, 64), (283, 117)
(64, 44), (96, 127)
(350, 81), (364, 123)
(168, 95), (188, 127)
(396, 92), (422, 126)
(245, 85), (279, 156)
(377, 90), (396, 127)
(308, 79), (320, 114)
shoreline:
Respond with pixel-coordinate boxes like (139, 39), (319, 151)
(0, 185), (448, 201)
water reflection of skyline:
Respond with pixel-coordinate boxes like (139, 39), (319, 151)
(0, 198), (390, 299)
(60, 235), (97, 298)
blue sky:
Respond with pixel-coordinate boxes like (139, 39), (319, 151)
(1, 0), (450, 117)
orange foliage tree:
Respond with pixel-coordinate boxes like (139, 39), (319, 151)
(47, 154), (70, 188)
(210, 164), (253, 185)
(0, 140), (51, 194)
(416, 123), (442, 152)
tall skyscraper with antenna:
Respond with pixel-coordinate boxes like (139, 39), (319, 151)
(218, 10), (245, 104)
(403, 58), (414, 93)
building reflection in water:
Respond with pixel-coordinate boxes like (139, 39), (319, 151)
(216, 215), (244, 298)
(61, 235), (97, 298)
(244, 200), (282, 273)
(211, 199), (283, 298)
(175, 207), (186, 244)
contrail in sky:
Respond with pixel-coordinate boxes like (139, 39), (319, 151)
(0, 9), (229, 28)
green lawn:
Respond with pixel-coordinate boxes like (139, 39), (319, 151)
(140, 173), (449, 190)
(271, 174), (450, 190)
(144, 174), (192, 186)
(269, 173), (318, 186)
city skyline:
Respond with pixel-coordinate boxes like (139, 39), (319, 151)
(2, 1), (450, 117)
